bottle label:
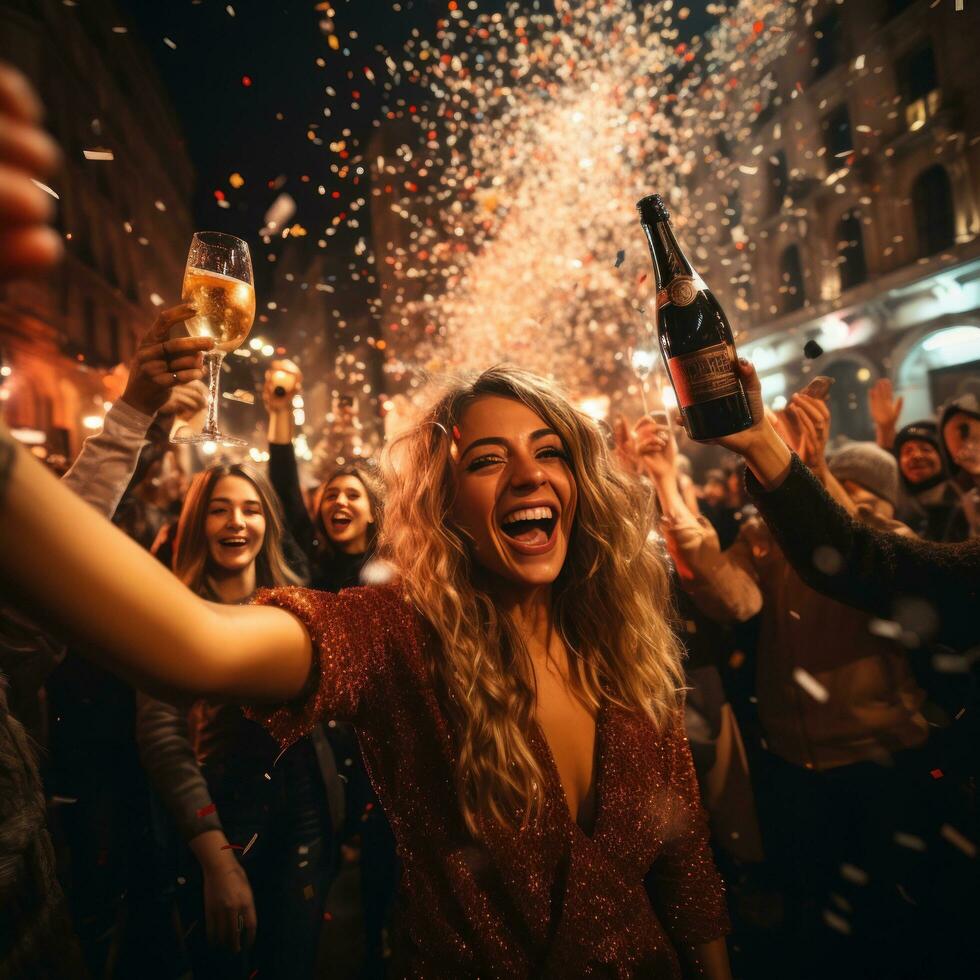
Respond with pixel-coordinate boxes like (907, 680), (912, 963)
(667, 343), (740, 408)
(656, 274), (702, 309)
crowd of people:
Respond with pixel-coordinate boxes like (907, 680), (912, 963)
(1, 62), (978, 980)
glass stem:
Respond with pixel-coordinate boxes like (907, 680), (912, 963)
(203, 350), (225, 438)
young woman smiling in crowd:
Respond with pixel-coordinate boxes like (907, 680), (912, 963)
(1, 364), (731, 978)
(135, 464), (339, 979)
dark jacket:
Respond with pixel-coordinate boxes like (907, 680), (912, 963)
(746, 455), (979, 653)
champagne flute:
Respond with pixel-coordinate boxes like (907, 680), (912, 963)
(172, 232), (255, 447)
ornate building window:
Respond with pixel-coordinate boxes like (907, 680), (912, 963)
(813, 9), (844, 79)
(768, 149), (789, 215)
(912, 164), (955, 257)
(778, 244), (806, 313)
(896, 40), (940, 132)
(836, 210), (867, 292)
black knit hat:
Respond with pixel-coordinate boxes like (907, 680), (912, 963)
(939, 393), (980, 476)
(894, 420), (947, 493)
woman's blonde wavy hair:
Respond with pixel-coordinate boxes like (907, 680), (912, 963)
(380, 365), (684, 836)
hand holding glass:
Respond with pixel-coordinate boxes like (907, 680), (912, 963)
(172, 231), (255, 447)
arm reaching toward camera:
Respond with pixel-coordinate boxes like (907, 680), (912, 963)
(0, 424), (312, 702)
(708, 362), (980, 652)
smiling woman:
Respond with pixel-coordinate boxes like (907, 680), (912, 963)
(0, 365), (731, 978)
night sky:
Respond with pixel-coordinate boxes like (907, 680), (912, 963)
(117, 0), (717, 279)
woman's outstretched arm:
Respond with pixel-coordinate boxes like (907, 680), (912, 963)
(0, 426), (311, 702)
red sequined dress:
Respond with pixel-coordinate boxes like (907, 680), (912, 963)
(246, 585), (729, 978)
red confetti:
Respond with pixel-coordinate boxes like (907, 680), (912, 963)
(930, 768), (944, 780)
(241, 75), (252, 87)
(213, 189), (225, 201)
(323, 911), (334, 921)
(197, 803), (217, 818)
(753, 20), (765, 34)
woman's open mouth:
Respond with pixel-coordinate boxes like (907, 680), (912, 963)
(330, 513), (353, 530)
(498, 505), (559, 555)
(218, 536), (249, 551)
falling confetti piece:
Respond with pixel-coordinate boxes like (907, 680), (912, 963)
(242, 75), (252, 87)
(614, 249), (625, 268)
(30, 179), (59, 199)
(242, 832), (259, 856)
(822, 910), (851, 935)
(803, 340), (824, 359)
(893, 832), (926, 852)
(83, 148), (114, 161)
(229, 172), (245, 189)
(163, 37), (177, 50)
(226, 4), (236, 15)
(793, 667), (829, 703)
(940, 824), (977, 858)
(839, 863), (869, 886)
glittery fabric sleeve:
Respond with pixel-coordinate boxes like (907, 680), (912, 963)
(645, 710), (730, 947)
(244, 584), (414, 747)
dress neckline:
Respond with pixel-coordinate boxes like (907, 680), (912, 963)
(531, 700), (606, 840)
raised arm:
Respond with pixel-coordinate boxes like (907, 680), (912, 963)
(63, 305), (208, 517)
(631, 416), (762, 624)
(711, 362), (979, 652)
(0, 426), (312, 702)
(263, 360), (317, 552)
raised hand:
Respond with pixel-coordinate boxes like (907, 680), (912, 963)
(784, 391), (831, 473)
(0, 63), (62, 281)
(263, 358), (303, 413)
(868, 378), (903, 449)
(120, 304), (213, 417)
(159, 379), (208, 422)
(634, 415), (677, 482)
(612, 414), (640, 476)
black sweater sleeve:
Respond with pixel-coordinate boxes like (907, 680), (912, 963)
(268, 442), (317, 556)
(746, 454), (980, 652)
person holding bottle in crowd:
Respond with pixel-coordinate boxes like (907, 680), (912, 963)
(263, 360), (397, 977)
(644, 383), (949, 980)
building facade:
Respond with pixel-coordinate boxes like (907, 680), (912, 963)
(688, 0), (980, 439)
(0, 0), (194, 458)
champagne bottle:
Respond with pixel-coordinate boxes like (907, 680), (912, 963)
(637, 194), (753, 440)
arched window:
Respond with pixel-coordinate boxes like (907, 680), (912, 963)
(778, 244), (805, 313)
(912, 165), (955, 257)
(836, 210), (867, 292)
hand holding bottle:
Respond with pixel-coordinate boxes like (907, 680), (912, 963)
(263, 359), (302, 411)
(710, 360), (793, 490)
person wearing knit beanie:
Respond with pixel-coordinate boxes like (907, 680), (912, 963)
(939, 393), (980, 481)
(828, 442), (900, 518)
(893, 420), (947, 494)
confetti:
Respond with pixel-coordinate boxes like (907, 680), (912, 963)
(803, 340), (824, 359)
(196, 803), (217, 818)
(83, 148), (114, 161)
(893, 832), (926, 852)
(163, 37), (177, 50)
(822, 909), (851, 935)
(30, 179), (59, 200)
(839, 863), (868, 886)
(793, 667), (829, 703)
(940, 824), (977, 858)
